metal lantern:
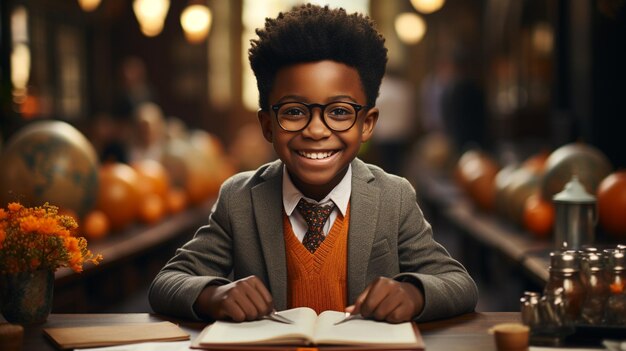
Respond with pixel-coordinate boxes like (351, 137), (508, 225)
(553, 175), (597, 249)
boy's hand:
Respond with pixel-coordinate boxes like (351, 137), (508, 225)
(194, 275), (274, 322)
(346, 277), (424, 323)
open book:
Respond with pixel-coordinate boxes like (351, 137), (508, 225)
(191, 307), (424, 350)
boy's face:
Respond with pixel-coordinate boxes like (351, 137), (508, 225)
(258, 60), (378, 200)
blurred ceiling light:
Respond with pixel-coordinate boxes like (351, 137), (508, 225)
(180, 4), (212, 44)
(11, 43), (31, 92)
(11, 6), (28, 43)
(11, 6), (30, 99)
(133, 0), (170, 37)
(77, 0), (101, 12)
(410, 0), (445, 14)
(395, 12), (426, 45)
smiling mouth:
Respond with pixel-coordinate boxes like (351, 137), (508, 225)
(297, 150), (337, 160)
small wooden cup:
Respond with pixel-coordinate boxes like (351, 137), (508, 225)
(0, 323), (24, 351)
(489, 323), (530, 351)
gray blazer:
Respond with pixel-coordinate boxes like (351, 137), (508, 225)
(148, 158), (478, 321)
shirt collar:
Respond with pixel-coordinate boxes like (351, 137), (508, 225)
(282, 164), (351, 217)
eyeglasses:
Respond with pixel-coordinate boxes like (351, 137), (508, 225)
(270, 101), (366, 132)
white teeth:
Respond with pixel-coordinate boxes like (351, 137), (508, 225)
(299, 151), (334, 159)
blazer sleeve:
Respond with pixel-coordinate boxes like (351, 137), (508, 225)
(148, 177), (236, 321)
(393, 177), (478, 321)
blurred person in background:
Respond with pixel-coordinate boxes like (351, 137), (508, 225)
(439, 48), (487, 153)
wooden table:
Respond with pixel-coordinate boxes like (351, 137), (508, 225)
(15, 312), (521, 351)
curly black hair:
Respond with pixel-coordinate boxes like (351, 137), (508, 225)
(249, 4), (388, 111)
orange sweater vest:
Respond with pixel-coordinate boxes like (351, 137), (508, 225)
(283, 204), (350, 314)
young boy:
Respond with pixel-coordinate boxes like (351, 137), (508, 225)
(149, 4), (477, 323)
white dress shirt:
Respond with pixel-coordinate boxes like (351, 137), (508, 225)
(282, 165), (352, 242)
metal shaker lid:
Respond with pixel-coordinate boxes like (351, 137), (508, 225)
(549, 250), (580, 272)
(583, 252), (604, 270)
(606, 250), (625, 271)
(553, 175), (596, 203)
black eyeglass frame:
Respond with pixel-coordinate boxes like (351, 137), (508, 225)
(270, 101), (368, 132)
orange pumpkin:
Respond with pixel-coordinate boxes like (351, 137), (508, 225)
(166, 187), (188, 214)
(597, 171), (626, 238)
(523, 193), (555, 238)
(131, 159), (170, 200)
(82, 210), (110, 240)
(456, 149), (500, 211)
(96, 163), (140, 231)
(138, 193), (166, 224)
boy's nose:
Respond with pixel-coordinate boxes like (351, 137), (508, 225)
(302, 109), (331, 139)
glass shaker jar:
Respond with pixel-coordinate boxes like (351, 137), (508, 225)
(544, 250), (585, 323)
(521, 291), (541, 329)
(605, 250), (626, 325)
(580, 252), (609, 325)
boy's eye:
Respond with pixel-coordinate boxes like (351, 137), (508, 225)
(327, 107), (352, 116)
(283, 107), (306, 116)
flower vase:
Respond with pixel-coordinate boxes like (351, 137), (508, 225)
(0, 270), (54, 324)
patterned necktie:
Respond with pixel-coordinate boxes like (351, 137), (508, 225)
(296, 198), (335, 253)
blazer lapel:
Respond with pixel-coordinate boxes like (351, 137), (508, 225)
(251, 161), (288, 310)
(347, 159), (380, 304)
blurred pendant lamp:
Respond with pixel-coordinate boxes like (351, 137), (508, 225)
(133, 0), (170, 37)
(410, 0), (445, 14)
(395, 12), (426, 45)
(180, 1), (212, 44)
(77, 0), (101, 12)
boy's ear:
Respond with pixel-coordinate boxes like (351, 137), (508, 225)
(360, 107), (379, 143)
(257, 109), (273, 142)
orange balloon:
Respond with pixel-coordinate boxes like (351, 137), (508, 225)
(597, 171), (626, 238)
(138, 193), (166, 224)
(523, 193), (555, 238)
(82, 210), (110, 240)
(96, 163), (140, 231)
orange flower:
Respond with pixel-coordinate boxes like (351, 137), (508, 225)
(0, 202), (103, 274)
(8, 202), (23, 212)
(64, 236), (80, 254)
(19, 215), (41, 233)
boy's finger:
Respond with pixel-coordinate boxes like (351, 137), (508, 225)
(370, 288), (403, 321)
(239, 276), (273, 317)
(222, 295), (247, 322)
(360, 278), (394, 317)
(386, 303), (409, 324)
(246, 286), (274, 317)
(352, 285), (371, 314)
(248, 276), (274, 306)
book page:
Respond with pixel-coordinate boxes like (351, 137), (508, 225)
(198, 307), (318, 346)
(312, 311), (420, 347)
